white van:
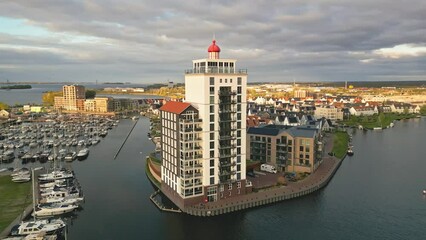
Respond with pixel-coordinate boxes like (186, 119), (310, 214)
(260, 164), (277, 174)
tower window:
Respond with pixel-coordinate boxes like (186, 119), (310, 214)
(210, 77), (214, 85)
(238, 77), (242, 85)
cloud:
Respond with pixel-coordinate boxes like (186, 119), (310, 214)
(373, 44), (426, 59)
(0, 0), (425, 82)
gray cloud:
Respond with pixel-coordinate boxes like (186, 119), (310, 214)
(0, 0), (425, 83)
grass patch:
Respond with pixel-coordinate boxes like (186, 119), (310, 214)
(332, 131), (349, 159)
(145, 160), (161, 188)
(339, 113), (417, 129)
(0, 176), (32, 233)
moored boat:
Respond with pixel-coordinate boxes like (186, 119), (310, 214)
(10, 218), (66, 236)
(76, 148), (89, 160)
(33, 203), (78, 218)
(347, 146), (354, 156)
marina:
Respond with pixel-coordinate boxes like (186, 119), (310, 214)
(1, 115), (426, 239)
(0, 114), (120, 239)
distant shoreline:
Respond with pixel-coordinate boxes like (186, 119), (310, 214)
(0, 84), (32, 90)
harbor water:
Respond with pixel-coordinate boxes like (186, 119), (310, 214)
(2, 117), (426, 239)
(40, 118), (426, 239)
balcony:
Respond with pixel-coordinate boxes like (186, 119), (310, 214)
(182, 154), (203, 160)
(219, 144), (236, 149)
(185, 67), (248, 74)
(180, 118), (202, 123)
(219, 135), (236, 140)
(183, 164), (203, 170)
(218, 109), (237, 114)
(182, 172), (203, 178)
(183, 137), (202, 142)
(182, 127), (203, 132)
(219, 153), (237, 158)
(218, 90), (237, 96)
(219, 161), (236, 168)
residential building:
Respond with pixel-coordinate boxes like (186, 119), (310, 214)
(314, 106), (344, 123)
(0, 109), (10, 118)
(160, 40), (250, 209)
(54, 85), (86, 111)
(247, 125), (323, 173)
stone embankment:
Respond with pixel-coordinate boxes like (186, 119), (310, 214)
(147, 134), (346, 217)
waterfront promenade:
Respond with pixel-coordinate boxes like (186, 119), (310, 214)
(148, 133), (345, 216)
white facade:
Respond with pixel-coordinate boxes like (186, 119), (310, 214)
(314, 106), (344, 122)
(184, 44), (248, 200)
(185, 61), (247, 188)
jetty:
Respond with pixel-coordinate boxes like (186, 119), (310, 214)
(149, 190), (182, 213)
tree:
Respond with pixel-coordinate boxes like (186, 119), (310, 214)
(42, 91), (62, 106)
(85, 90), (96, 99)
(0, 102), (9, 110)
(420, 105), (426, 115)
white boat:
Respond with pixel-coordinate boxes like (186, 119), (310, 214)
(39, 180), (66, 189)
(3, 231), (58, 240)
(10, 219), (65, 236)
(33, 203), (78, 217)
(91, 138), (100, 145)
(76, 148), (89, 160)
(38, 171), (74, 182)
(12, 173), (31, 183)
(64, 151), (77, 161)
(2, 150), (15, 162)
(40, 186), (81, 198)
(41, 196), (84, 205)
(11, 168), (30, 177)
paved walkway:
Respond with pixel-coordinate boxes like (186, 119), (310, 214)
(185, 133), (342, 215)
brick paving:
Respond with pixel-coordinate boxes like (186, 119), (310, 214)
(184, 133), (342, 215)
(148, 133), (342, 216)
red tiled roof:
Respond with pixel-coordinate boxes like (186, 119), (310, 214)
(159, 101), (191, 114)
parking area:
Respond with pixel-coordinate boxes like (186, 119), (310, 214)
(247, 171), (283, 189)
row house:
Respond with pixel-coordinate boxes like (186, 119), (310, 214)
(349, 106), (378, 116)
(390, 103), (420, 114)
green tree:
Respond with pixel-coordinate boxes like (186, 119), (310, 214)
(85, 90), (96, 99)
(0, 101), (9, 110)
(42, 91), (62, 106)
(420, 105), (426, 115)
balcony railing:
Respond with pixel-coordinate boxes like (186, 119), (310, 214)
(219, 143), (236, 148)
(182, 172), (203, 178)
(219, 153), (237, 158)
(218, 90), (237, 96)
(218, 109), (237, 114)
(185, 67), (248, 74)
(219, 135), (236, 140)
(182, 154), (203, 160)
(180, 118), (202, 123)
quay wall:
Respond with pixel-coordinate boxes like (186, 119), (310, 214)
(183, 156), (345, 216)
(147, 154), (346, 217)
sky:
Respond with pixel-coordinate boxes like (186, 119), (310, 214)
(0, 0), (425, 84)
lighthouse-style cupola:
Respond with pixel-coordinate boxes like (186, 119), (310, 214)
(208, 40), (221, 59)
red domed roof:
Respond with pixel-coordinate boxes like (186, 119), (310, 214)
(208, 40), (221, 52)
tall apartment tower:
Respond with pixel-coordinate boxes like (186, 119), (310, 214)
(63, 85), (85, 111)
(160, 40), (249, 209)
